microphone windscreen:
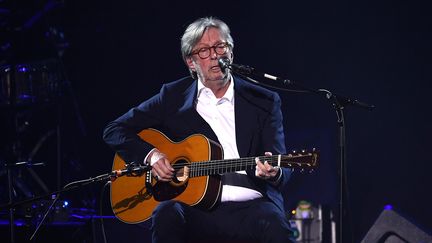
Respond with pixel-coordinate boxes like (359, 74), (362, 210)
(218, 57), (230, 70)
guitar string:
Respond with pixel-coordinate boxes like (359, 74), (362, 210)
(167, 155), (315, 177)
(169, 155), (314, 170)
(171, 156), (273, 171)
(169, 155), (313, 169)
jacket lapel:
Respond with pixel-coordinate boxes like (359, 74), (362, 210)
(180, 80), (219, 143)
(234, 78), (257, 157)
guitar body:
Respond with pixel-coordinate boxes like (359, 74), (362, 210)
(110, 128), (223, 224)
(110, 128), (319, 224)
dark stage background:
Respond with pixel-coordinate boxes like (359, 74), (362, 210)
(1, 0), (431, 242)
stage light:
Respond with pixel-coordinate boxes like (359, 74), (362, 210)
(383, 204), (393, 210)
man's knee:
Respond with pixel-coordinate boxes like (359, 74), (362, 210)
(152, 201), (186, 224)
(254, 209), (294, 242)
(151, 201), (190, 243)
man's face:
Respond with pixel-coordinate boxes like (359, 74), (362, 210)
(186, 27), (232, 85)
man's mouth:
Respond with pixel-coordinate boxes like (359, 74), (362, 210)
(210, 65), (221, 71)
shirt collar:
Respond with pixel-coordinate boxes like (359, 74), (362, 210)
(197, 76), (234, 104)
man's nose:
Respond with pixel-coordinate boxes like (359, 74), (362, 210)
(210, 47), (218, 59)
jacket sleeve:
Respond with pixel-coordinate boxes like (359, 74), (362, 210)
(262, 92), (292, 190)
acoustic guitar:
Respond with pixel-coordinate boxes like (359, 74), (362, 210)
(110, 128), (318, 224)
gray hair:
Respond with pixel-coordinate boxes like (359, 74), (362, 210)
(181, 17), (234, 79)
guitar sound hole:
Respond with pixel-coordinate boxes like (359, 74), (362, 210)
(173, 159), (190, 183)
(152, 159), (189, 202)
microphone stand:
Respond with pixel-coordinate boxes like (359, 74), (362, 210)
(224, 62), (374, 243)
(3, 161), (46, 243)
(0, 163), (152, 242)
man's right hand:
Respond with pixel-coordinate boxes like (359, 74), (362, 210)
(148, 149), (174, 182)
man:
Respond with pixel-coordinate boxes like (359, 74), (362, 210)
(103, 17), (294, 243)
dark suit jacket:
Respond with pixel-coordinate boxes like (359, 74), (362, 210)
(103, 75), (292, 212)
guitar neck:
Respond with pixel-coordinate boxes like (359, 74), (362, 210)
(189, 156), (258, 178)
(188, 154), (314, 178)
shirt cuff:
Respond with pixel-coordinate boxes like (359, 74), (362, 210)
(143, 148), (157, 165)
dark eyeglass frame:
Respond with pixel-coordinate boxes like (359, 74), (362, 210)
(190, 42), (230, 59)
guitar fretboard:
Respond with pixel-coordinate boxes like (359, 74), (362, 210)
(170, 154), (316, 178)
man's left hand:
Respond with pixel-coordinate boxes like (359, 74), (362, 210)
(255, 152), (280, 180)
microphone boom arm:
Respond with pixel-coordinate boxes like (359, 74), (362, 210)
(218, 57), (375, 110)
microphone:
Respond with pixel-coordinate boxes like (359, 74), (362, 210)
(218, 57), (230, 70)
(110, 163), (152, 179)
(218, 57), (254, 75)
(218, 57), (294, 85)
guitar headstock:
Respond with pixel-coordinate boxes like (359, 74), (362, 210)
(280, 148), (319, 173)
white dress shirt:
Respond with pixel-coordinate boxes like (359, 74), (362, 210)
(196, 78), (263, 202)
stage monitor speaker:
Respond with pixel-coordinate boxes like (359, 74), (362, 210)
(361, 209), (432, 243)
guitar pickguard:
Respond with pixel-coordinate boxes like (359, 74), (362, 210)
(152, 181), (188, 201)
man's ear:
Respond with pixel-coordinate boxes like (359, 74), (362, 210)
(186, 57), (195, 71)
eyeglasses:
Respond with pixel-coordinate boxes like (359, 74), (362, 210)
(191, 42), (230, 59)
